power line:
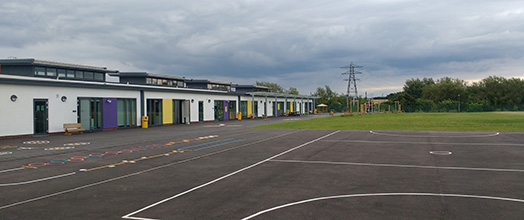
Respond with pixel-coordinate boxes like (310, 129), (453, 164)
(341, 61), (363, 110)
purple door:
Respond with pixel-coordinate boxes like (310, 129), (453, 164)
(103, 98), (117, 129)
(223, 101), (229, 120)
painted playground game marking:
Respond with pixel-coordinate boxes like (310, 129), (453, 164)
(0, 131), (302, 211)
(430, 151), (452, 155)
(18, 135), (221, 170)
(23, 140), (50, 145)
(241, 193), (524, 220)
(122, 131), (339, 220)
(269, 159), (524, 173)
(2, 135), (237, 187)
(370, 131), (500, 138)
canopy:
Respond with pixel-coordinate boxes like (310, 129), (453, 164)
(316, 104), (328, 107)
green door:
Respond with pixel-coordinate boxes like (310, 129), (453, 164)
(34, 99), (48, 135)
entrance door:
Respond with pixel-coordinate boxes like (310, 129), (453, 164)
(79, 98), (103, 131)
(34, 99), (48, 135)
(173, 100), (181, 124)
(198, 101), (204, 122)
(147, 99), (162, 126)
(214, 101), (224, 121)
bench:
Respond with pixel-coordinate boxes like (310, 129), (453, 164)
(64, 123), (86, 135)
(289, 111), (301, 116)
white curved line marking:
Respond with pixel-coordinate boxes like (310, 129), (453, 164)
(242, 193), (524, 220)
(370, 131), (500, 138)
(122, 131), (340, 220)
(0, 172), (76, 187)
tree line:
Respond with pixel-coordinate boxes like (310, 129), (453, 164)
(387, 76), (524, 112)
(310, 76), (524, 113)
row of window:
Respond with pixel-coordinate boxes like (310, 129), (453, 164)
(207, 84), (231, 91)
(146, 77), (185, 87)
(35, 67), (105, 81)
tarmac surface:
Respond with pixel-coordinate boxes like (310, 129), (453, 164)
(1, 114), (524, 219)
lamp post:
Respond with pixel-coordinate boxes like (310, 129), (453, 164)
(458, 94), (461, 112)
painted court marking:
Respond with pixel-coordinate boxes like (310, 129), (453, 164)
(270, 159), (524, 173)
(430, 151), (452, 155)
(0, 130), (301, 211)
(241, 193), (524, 219)
(321, 139), (524, 147)
(122, 130), (340, 220)
(0, 172), (76, 187)
(370, 130), (500, 138)
(0, 167), (25, 174)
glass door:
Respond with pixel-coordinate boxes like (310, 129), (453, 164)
(147, 99), (162, 126)
(78, 98), (103, 131)
(173, 100), (181, 124)
(34, 99), (48, 135)
(199, 101), (204, 122)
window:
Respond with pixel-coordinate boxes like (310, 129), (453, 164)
(152, 78), (158, 85)
(146, 78), (152, 84)
(84, 71), (94, 80)
(76, 71), (84, 79)
(94, 73), (104, 81)
(167, 81), (173, 86)
(57, 69), (66, 78)
(46, 68), (57, 77)
(35, 67), (46, 76)
(66, 70), (75, 78)
(177, 81), (185, 87)
(162, 79), (168, 85)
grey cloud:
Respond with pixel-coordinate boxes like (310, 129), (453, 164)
(1, 0), (523, 96)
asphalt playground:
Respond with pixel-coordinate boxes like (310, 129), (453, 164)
(1, 114), (524, 219)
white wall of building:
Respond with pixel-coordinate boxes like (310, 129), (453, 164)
(0, 84), (141, 136)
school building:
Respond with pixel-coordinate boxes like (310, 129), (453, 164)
(0, 58), (316, 138)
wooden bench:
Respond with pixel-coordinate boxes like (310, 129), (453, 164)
(64, 123), (86, 135)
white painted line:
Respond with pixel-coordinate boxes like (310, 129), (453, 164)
(321, 139), (523, 146)
(0, 172), (76, 187)
(0, 167), (25, 174)
(122, 130), (340, 220)
(430, 151), (452, 155)
(270, 159), (524, 173)
(0, 130), (301, 211)
(242, 192), (524, 219)
(370, 130), (500, 138)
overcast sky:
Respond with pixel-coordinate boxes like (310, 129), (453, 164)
(1, 0), (523, 97)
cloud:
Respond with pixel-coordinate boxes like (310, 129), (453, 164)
(1, 0), (523, 96)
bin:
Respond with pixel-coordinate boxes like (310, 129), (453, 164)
(141, 116), (149, 128)
(237, 112), (242, 120)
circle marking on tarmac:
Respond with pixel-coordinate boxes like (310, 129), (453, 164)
(370, 131), (500, 138)
(242, 193), (524, 220)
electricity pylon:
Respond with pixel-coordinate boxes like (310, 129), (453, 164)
(341, 61), (363, 112)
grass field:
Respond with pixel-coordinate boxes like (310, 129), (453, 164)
(255, 112), (524, 131)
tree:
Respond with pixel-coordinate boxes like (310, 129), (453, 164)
(287, 87), (299, 95)
(255, 82), (300, 94)
(422, 77), (466, 104)
(256, 81), (285, 93)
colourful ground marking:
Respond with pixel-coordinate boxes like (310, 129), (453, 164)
(44, 147), (75, 151)
(23, 141), (50, 145)
(22, 135), (220, 170)
(1, 146), (18, 149)
(63, 142), (90, 146)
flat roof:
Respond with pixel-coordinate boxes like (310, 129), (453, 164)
(235, 84), (270, 90)
(186, 79), (236, 86)
(0, 58), (118, 73)
(114, 72), (186, 81)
